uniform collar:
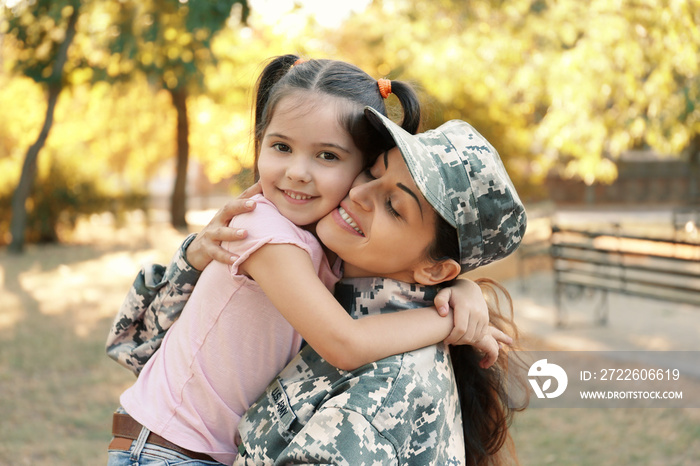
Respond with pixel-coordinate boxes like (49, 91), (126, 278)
(335, 277), (438, 318)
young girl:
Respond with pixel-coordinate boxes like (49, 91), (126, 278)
(232, 107), (529, 466)
(107, 56), (498, 465)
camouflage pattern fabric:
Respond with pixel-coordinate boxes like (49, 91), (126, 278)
(365, 107), (527, 273)
(105, 234), (201, 375)
(234, 277), (465, 465)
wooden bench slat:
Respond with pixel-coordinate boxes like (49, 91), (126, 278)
(549, 224), (700, 326)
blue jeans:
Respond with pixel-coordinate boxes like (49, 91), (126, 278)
(107, 425), (222, 466)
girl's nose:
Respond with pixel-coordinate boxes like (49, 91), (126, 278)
(285, 156), (312, 183)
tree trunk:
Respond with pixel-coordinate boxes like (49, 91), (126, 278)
(8, 5), (79, 254)
(169, 87), (189, 228)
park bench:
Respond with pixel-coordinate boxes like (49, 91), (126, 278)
(550, 225), (700, 326)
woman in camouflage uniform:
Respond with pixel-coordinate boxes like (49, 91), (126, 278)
(230, 108), (528, 465)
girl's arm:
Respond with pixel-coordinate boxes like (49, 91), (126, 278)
(242, 243), (476, 371)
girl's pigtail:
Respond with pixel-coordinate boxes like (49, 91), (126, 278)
(388, 80), (421, 135)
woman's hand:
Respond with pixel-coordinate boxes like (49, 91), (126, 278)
(185, 183), (262, 270)
(434, 278), (489, 346)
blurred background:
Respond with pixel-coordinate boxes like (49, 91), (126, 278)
(1, 0), (699, 464)
(1, 0), (699, 247)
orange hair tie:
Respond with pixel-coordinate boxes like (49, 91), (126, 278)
(378, 78), (392, 99)
(293, 58), (308, 66)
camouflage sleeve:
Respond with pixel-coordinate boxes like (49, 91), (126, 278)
(274, 408), (398, 466)
(105, 233), (200, 375)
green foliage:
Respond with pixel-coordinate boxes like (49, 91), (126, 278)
(0, 73), (172, 246)
(3, 0), (80, 84)
(1, 0), (252, 245)
(2, 0), (700, 246)
(0, 159), (146, 245)
(530, 0), (700, 182)
(331, 0), (700, 194)
(102, 0), (250, 91)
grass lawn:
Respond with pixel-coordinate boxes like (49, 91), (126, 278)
(1, 220), (698, 465)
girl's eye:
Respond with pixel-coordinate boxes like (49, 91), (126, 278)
(319, 151), (339, 161)
(272, 143), (291, 153)
(385, 198), (400, 218)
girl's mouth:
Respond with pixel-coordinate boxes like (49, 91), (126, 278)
(337, 206), (364, 236)
(282, 189), (314, 202)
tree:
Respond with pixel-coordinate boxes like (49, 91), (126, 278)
(106, 0), (250, 228)
(332, 0), (700, 195)
(530, 0), (700, 186)
(4, 0), (81, 253)
(331, 0), (548, 196)
(2, 0), (252, 251)
(1, 1), (187, 248)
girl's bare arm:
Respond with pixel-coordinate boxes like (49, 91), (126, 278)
(242, 243), (486, 371)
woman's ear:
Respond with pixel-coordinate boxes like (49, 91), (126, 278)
(413, 259), (461, 286)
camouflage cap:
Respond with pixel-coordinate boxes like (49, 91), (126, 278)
(364, 106), (527, 273)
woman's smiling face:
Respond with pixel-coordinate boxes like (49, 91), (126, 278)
(316, 147), (442, 283)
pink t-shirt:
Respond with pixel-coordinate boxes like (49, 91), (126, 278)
(120, 195), (340, 464)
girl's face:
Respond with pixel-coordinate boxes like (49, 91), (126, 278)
(316, 147), (441, 283)
(257, 92), (364, 227)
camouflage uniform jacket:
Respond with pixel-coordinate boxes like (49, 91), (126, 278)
(106, 234), (200, 375)
(234, 277), (466, 466)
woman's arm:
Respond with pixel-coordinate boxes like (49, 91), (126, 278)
(185, 186), (260, 269)
(106, 233), (202, 374)
(105, 197), (257, 374)
(242, 243), (469, 371)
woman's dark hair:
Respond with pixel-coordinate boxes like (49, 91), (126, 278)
(426, 214), (461, 267)
(429, 217), (528, 466)
(252, 54), (421, 176)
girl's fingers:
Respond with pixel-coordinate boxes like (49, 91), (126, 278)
(475, 336), (499, 368)
(488, 327), (513, 345)
(433, 288), (451, 317)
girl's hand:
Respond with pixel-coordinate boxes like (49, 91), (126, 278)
(472, 327), (513, 369)
(185, 185), (261, 270)
(434, 278), (489, 346)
